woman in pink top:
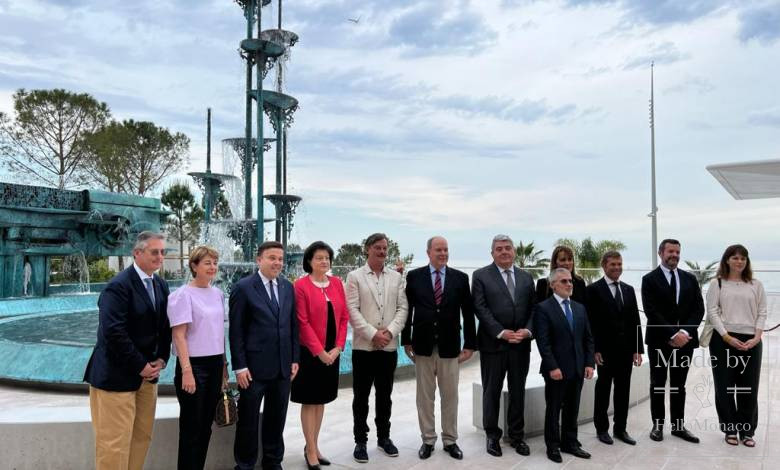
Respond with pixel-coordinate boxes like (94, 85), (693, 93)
(291, 241), (349, 469)
(167, 246), (227, 470)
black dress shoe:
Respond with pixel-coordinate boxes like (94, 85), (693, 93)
(513, 440), (530, 456)
(353, 444), (369, 463)
(649, 428), (664, 442)
(318, 456), (331, 466)
(614, 431), (636, 445)
(671, 428), (700, 443)
(486, 438), (502, 457)
(547, 448), (563, 463)
(443, 443), (463, 460)
(597, 432), (614, 445)
(561, 446), (591, 459)
(418, 443), (434, 459)
(378, 438), (399, 457)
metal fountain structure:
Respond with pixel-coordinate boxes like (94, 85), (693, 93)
(190, 0), (303, 273)
(0, 182), (167, 298)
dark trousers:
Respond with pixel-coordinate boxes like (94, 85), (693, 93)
(234, 376), (291, 470)
(710, 332), (762, 438)
(648, 343), (693, 430)
(593, 355), (633, 434)
(352, 349), (397, 444)
(480, 348), (530, 441)
(175, 355), (224, 470)
(544, 377), (583, 451)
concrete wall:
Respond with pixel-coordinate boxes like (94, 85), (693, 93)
(472, 361), (651, 437)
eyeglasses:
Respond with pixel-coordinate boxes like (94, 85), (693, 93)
(558, 279), (573, 284)
(146, 249), (168, 256)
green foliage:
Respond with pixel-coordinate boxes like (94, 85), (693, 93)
(88, 258), (116, 282)
(161, 182), (204, 275)
(82, 119), (189, 196)
(0, 88), (111, 189)
(332, 243), (364, 278)
(554, 237), (627, 282)
(514, 241), (550, 280)
(684, 260), (718, 288)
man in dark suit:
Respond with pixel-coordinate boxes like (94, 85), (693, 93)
(535, 268), (595, 463)
(402, 236), (477, 461)
(84, 231), (171, 470)
(472, 234), (536, 457)
(642, 238), (704, 443)
(229, 241), (299, 470)
(586, 251), (644, 446)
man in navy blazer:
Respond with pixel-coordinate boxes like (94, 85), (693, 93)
(642, 239), (704, 444)
(84, 231), (171, 470)
(534, 268), (595, 463)
(230, 240), (299, 470)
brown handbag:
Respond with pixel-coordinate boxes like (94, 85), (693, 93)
(215, 383), (238, 427)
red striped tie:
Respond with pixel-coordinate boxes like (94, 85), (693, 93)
(434, 270), (443, 305)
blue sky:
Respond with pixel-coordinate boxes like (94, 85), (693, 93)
(1, 0), (779, 268)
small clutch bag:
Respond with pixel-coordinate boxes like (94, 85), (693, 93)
(215, 386), (239, 427)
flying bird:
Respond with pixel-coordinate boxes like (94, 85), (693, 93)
(347, 15), (361, 24)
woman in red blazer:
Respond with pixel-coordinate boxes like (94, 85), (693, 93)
(292, 241), (349, 469)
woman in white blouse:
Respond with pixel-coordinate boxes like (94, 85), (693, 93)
(706, 244), (766, 448)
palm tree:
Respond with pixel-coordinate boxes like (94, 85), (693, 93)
(554, 237), (627, 283)
(684, 260), (718, 288)
(514, 241), (550, 280)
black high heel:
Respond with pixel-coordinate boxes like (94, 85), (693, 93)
(304, 447), (321, 470)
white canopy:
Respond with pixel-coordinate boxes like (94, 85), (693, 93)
(707, 159), (780, 200)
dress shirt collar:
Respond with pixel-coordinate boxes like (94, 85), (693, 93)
(603, 275), (620, 285)
(363, 263), (389, 276)
(133, 262), (154, 281)
(429, 264), (446, 275)
(553, 292), (570, 306)
(257, 270), (277, 287)
(660, 263), (676, 278)
(495, 263), (514, 276)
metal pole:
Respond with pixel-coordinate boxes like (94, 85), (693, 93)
(204, 108), (212, 225)
(275, 109), (283, 243)
(278, 0), (282, 29)
(649, 62), (658, 268)
(243, 0), (254, 260)
(256, 2), (265, 248)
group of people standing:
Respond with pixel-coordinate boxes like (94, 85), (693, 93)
(82, 231), (767, 469)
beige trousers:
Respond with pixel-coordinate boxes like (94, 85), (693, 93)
(89, 381), (157, 470)
(415, 349), (460, 445)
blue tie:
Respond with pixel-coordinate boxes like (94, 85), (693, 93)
(562, 299), (574, 331)
(143, 277), (155, 307)
(269, 281), (280, 314)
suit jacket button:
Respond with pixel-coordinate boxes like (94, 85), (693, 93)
(436, 308), (440, 313)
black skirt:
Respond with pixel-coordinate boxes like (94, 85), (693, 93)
(291, 301), (339, 404)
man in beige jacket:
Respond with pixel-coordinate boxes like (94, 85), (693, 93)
(346, 233), (408, 464)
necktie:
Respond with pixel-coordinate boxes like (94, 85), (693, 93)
(669, 270), (678, 304)
(269, 281), (280, 313)
(143, 277), (155, 306)
(562, 299), (574, 331)
(504, 269), (515, 302)
(433, 270), (443, 305)
(612, 281), (624, 310)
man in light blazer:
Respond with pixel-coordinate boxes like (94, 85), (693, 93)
(402, 236), (477, 460)
(346, 232), (409, 464)
(472, 234), (536, 458)
(229, 241), (299, 470)
(642, 238), (705, 444)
